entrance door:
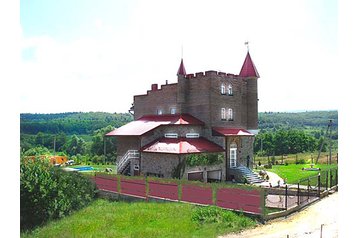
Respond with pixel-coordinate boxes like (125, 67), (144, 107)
(246, 155), (250, 168)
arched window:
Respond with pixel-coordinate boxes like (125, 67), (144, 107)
(221, 83), (226, 95)
(228, 108), (233, 120)
(228, 84), (233, 95)
(221, 108), (226, 120)
(229, 143), (237, 168)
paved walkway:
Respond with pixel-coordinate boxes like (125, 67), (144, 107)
(220, 192), (339, 238)
(257, 171), (285, 188)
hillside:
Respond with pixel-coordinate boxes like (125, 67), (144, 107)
(20, 112), (133, 135)
(20, 110), (338, 136)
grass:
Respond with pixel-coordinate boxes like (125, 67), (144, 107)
(259, 163), (338, 184)
(21, 199), (257, 238)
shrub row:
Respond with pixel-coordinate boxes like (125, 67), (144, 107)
(20, 157), (95, 230)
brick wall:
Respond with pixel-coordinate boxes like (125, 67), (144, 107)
(116, 136), (140, 156)
(246, 78), (258, 129)
(133, 71), (258, 131)
(134, 83), (178, 120)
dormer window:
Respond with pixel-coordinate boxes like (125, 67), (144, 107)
(165, 133), (178, 138)
(186, 133), (200, 138)
(221, 108), (226, 120)
(228, 84), (233, 95)
(220, 84), (226, 95)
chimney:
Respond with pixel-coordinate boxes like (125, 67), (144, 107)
(151, 84), (158, 91)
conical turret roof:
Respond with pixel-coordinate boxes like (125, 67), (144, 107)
(239, 52), (260, 78)
(177, 58), (186, 76)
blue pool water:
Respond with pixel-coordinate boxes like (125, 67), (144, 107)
(73, 166), (94, 171)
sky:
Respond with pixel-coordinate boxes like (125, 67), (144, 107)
(19, 0), (338, 113)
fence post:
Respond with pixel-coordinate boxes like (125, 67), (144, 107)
(318, 174), (321, 197)
(326, 171), (328, 191)
(297, 182), (300, 205)
(335, 168), (338, 186)
(330, 169), (333, 189)
(308, 177), (310, 201)
(285, 184), (288, 210)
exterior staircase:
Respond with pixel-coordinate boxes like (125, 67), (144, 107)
(116, 150), (140, 174)
(236, 165), (264, 184)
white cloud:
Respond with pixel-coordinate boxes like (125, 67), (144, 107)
(20, 0), (338, 113)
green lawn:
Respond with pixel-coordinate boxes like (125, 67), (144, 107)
(21, 199), (257, 238)
(261, 163), (338, 184)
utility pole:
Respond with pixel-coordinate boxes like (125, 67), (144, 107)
(103, 136), (106, 165)
(53, 136), (56, 164)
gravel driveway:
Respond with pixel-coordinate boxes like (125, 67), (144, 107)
(220, 192), (338, 238)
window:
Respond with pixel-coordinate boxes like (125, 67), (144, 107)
(221, 108), (226, 120)
(165, 133), (178, 138)
(157, 109), (163, 115)
(228, 108), (233, 121)
(170, 108), (176, 114)
(221, 83), (226, 95)
(230, 143), (237, 168)
(186, 133), (200, 138)
(228, 84), (233, 95)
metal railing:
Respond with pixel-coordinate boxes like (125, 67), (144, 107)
(116, 150), (140, 173)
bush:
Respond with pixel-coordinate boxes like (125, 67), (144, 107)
(186, 153), (224, 167)
(20, 157), (95, 230)
(296, 158), (306, 164)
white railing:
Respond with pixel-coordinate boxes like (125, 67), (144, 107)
(116, 150), (140, 173)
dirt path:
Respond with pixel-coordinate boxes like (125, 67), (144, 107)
(220, 192), (338, 238)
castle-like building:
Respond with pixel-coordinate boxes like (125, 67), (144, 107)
(107, 50), (261, 183)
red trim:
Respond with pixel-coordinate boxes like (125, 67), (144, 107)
(212, 127), (254, 136)
(141, 137), (225, 154)
(106, 114), (204, 136)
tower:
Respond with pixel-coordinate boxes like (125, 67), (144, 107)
(239, 51), (260, 130)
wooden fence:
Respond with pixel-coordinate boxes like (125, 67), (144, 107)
(93, 174), (265, 216)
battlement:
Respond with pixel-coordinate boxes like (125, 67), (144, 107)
(185, 70), (240, 79)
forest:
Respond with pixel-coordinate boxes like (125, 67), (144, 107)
(20, 110), (338, 163)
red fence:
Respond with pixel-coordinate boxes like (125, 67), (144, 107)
(120, 177), (146, 198)
(216, 188), (262, 214)
(93, 174), (264, 215)
(148, 181), (178, 201)
(95, 175), (118, 193)
(181, 184), (213, 205)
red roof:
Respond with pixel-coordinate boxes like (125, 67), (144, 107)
(106, 114), (204, 136)
(238, 52), (260, 78)
(177, 58), (186, 76)
(212, 127), (254, 136)
(141, 137), (224, 154)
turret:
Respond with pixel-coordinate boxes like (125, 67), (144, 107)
(239, 51), (260, 130)
(177, 58), (187, 113)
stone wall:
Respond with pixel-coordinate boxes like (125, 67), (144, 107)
(140, 153), (180, 178)
(140, 125), (203, 147)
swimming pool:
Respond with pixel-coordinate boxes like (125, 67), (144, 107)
(73, 166), (94, 171)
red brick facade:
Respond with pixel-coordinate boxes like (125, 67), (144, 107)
(109, 51), (260, 182)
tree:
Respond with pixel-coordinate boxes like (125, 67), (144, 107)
(65, 135), (86, 156)
(91, 125), (117, 157)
